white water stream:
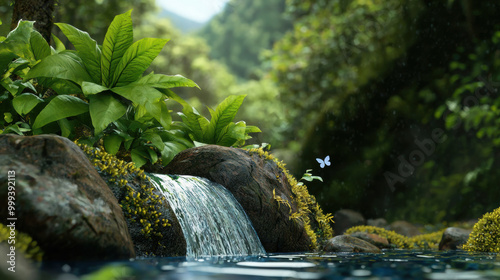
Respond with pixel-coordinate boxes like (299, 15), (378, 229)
(150, 174), (266, 258)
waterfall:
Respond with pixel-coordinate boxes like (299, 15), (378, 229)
(150, 174), (266, 258)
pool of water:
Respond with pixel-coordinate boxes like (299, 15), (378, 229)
(40, 250), (500, 280)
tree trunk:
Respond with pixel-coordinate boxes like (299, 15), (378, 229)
(10, 0), (55, 43)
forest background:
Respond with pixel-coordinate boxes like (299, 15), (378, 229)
(1, 0), (500, 225)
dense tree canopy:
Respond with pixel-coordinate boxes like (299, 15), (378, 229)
(269, 0), (500, 223)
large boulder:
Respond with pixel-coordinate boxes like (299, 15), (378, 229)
(0, 134), (135, 260)
(162, 145), (312, 252)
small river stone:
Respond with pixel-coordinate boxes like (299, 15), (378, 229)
(323, 235), (382, 253)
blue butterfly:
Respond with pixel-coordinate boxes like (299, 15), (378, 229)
(316, 155), (331, 168)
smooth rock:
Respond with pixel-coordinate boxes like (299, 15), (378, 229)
(349, 231), (391, 249)
(389, 220), (420, 237)
(0, 134), (135, 260)
(334, 209), (365, 235)
(323, 235), (381, 253)
(162, 145), (312, 252)
(439, 227), (472, 250)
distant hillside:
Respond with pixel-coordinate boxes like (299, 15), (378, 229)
(158, 8), (205, 34)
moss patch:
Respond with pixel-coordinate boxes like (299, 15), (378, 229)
(77, 143), (170, 240)
(345, 225), (444, 249)
(463, 207), (500, 252)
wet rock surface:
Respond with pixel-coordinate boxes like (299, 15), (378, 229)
(0, 134), (135, 261)
(349, 231), (391, 249)
(323, 235), (381, 253)
(162, 145), (312, 252)
(439, 227), (472, 250)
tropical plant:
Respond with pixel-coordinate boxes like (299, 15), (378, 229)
(10, 10), (201, 167)
(0, 20), (47, 136)
(176, 94), (261, 147)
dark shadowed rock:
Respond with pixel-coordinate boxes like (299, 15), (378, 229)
(439, 227), (472, 250)
(334, 209), (365, 235)
(0, 134), (135, 261)
(389, 220), (420, 237)
(349, 232), (391, 249)
(323, 235), (381, 253)
(162, 145), (312, 252)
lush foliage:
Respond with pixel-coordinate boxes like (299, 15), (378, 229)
(0, 10), (259, 167)
(463, 207), (500, 252)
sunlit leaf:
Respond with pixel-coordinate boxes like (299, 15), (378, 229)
(25, 51), (92, 85)
(29, 31), (50, 61)
(56, 23), (101, 83)
(12, 92), (43, 115)
(133, 72), (199, 89)
(112, 37), (168, 87)
(88, 93), (127, 135)
(101, 10), (133, 87)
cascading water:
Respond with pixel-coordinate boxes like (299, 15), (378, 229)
(150, 174), (266, 258)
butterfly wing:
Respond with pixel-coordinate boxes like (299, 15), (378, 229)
(316, 158), (325, 168)
(324, 155), (331, 166)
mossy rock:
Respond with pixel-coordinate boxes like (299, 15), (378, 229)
(463, 207), (500, 252)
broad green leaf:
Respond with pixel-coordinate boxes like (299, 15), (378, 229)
(7, 20), (33, 42)
(33, 95), (89, 129)
(103, 134), (123, 155)
(217, 122), (246, 146)
(101, 10), (133, 87)
(51, 34), (66, 53)
(37, 77), (82, 95)
(25, 51), (92, 85)
(12, 92), (43, 115)
(209, 95), (246, 142)
(56, 23), (101, 83)
(29, 31), (50, 61)
(133, 72), (199, 89)
(88, 93), (127, 135)
(5, 21), (34, 62)
(0, 46), (16, 72)
(131, 148), (148, 168)
(179, 107), (209, 141)
(145, 101), (171, 129)
(141, 131), (165, 151)
(111, 84), (163, 105)
(245, 125), (262, 134)
(58, 118), (72, 137)
(112, 37), (169, 87)
(147, 148), (158, 164)
(82, 81), (108, 96)
(4, 112), (13, 123)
